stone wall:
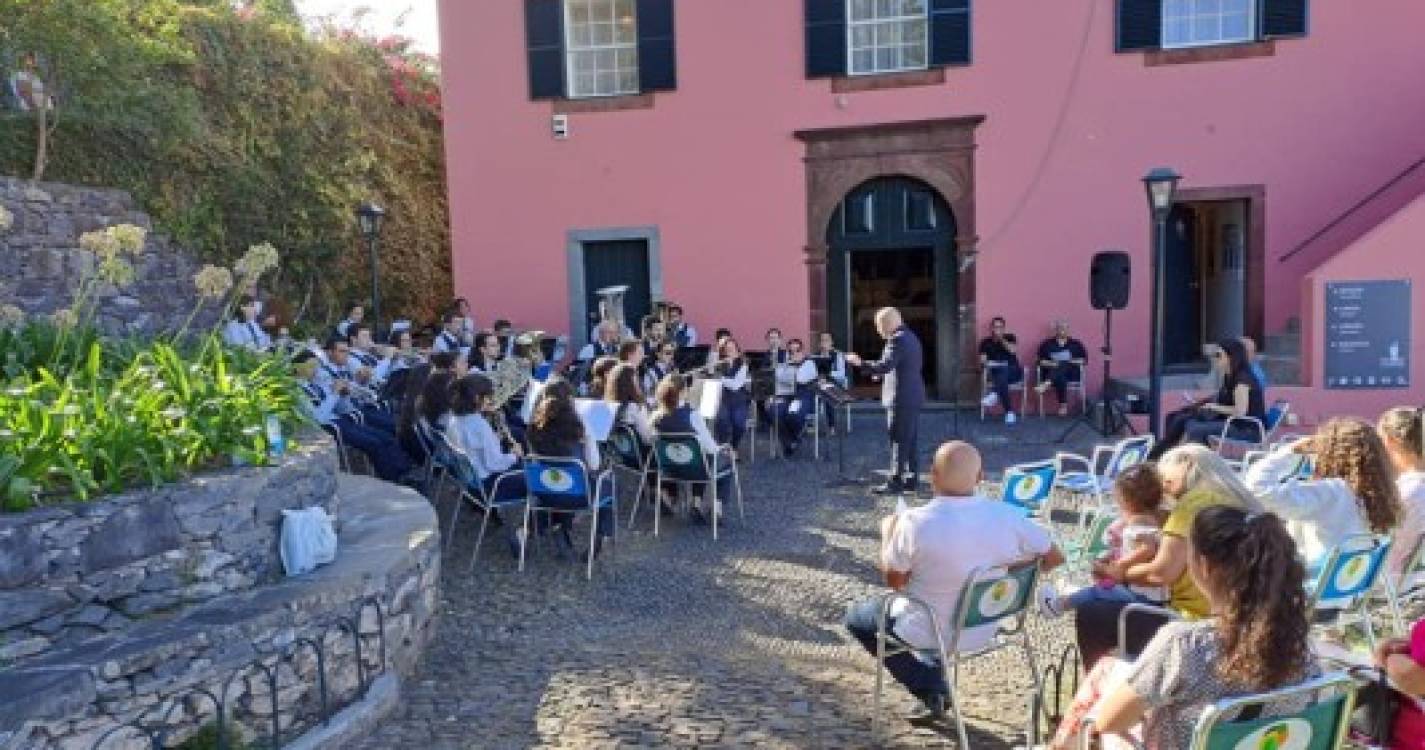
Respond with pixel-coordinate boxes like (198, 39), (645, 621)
(0, 475), (439, 750)
(0, 437), (339, 668)
(0, 176), (220, 336)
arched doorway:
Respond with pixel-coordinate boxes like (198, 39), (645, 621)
(827, 177), (957, 399)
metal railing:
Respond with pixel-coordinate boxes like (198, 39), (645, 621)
(89, 596), (388, 750)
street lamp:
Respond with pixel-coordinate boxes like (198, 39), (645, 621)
(355, 202), (386, 336)
(1142, 167), (1182, 441)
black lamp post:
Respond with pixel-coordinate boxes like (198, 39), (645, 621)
(355, 202), (386, 336)
(1143, 167), (1182, 441)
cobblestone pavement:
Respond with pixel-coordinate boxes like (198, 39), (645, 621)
(355, 409), (1102, 749)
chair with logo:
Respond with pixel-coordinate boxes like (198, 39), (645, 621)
(999, 460), (1058, 517)
(871, 559), (1045, 748)
(1054, 434), (1155, 509)
(1210, 398), (1293, 469)
(1383, 531), (1425, 635)
(607, 424), (653, 528)
(649, 433), (743, 540)
(522, 455), (616, 580)
(430, 431), (528, 570)
(1077, 672), (1355, 750)
(1308, 534), (1393, 651)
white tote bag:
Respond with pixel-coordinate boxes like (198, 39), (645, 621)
(280, 506), (338, 576)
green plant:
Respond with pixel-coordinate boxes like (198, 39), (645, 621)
(172, 721), (250, 750)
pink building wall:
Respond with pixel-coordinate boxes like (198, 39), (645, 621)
(439, 0), (1425, 385)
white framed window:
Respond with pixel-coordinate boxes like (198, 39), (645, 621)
(1162, 0), (1256, 49)
(847, 0), (929, 76)
(564, 0), (639, 98)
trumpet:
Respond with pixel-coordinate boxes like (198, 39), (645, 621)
(335, 377), (381, 404)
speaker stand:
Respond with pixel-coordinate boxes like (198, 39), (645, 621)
(1058, 306), (1137, 443)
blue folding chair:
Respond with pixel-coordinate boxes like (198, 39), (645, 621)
(999, 460), (1058, 516)
(1054, 434), (1154, 508)
(1210, 398), (1292, 468)
(431, 431), (527, 572)
(1308, 534), (1393, 650)
(649, 433), (743, 540)
(523, 455), (616, 580)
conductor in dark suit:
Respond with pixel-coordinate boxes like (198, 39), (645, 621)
(846, 307), (926, 494)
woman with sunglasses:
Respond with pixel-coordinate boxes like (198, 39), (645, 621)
(1150, 338), (1267, 459)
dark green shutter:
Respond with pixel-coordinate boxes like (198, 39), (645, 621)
(1261, 0), (1308, 38)
(1116, 0), (1162, 52)
(929, 0), (971, 66)
(637, 0), (677, 92)
(526, 0), (564, 99)
(805, 0), (846, 78)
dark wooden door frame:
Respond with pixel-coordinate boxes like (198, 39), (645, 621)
(1171, 185), (1267, 346)
(794, 116), (984, 400)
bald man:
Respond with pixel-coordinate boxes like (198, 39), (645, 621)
(844, 441), (1064, 724)
(845, 307), (926, 494)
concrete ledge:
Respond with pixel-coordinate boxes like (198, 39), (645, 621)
(0, 476), (439, 750)
(284, 673), (401, 750)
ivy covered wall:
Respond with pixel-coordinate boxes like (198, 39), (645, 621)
(0, 1), (450, 327)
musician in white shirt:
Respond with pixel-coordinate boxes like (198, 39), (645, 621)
(713, 337), (751, 449)
(667, 304), (698, 348)
(223, 296), (271, 352)
(815, 331), (849, 433)
(347, 323), (394, 384)
(293, 351), (412, 482)
(334, 302), (364, 339)
(451, 297), (477, 346)
(769, 338), (819, 456)
(445, 374), (526, 500)
(606, 363), (654, 445)
(432, 312), (466, 355)
(468, 332), (503, 374)
(644, 342), (678, 401)
(578, 320), (623, 363)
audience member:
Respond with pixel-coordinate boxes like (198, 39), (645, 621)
(1373, 618), (1425, 748)
(1041, 464), (1166, 617)
(844, 441), (1064, 725)
(1075, 445), (1256, 666)
(1241, 335), (1269, 389)
(1379, 407), (1425, 577)
(978, 316), (1023, 424)
(1034, 320), (1087, 417)
(1150, 338), (1265, 459)
(1052, 506), (1315, 749)
(1245, 417), (1400, 571)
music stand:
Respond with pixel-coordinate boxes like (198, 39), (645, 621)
(817, 382), (860, 488)
(675, 345), (710, 373)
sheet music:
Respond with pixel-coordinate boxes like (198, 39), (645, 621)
(574, 398), (617, 442)
(521, 378), (546, 424)
(697, 377), (723, 420)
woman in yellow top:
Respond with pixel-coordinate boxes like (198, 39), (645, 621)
(1075, 444), (1261, 666)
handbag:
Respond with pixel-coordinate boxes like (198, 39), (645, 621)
(1352, 666), (1402, 745)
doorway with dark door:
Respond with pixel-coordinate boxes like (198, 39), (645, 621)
(581, 238), (652, 341)
(825, 177), (957, 399)
(1162, 197), (1257, 371)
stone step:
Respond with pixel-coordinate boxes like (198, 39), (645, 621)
(1259, 353), (1303, 387)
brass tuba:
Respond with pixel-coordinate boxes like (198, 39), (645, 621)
(595, 285), (629, 336)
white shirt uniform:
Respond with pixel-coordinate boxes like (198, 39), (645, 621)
(882, 495), (1053, 652)
(433, 331), (464, 355)
(223, 319), (271, 352)
(773, 359), (818, 397)
(444, 413), (518, 482)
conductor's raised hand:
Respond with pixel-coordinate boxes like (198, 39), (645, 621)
(844, 353), (863, 367)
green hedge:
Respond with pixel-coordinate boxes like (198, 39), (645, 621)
(0, 1), (450, 327)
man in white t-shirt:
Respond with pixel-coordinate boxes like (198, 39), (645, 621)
(844, 440), (1064, 724)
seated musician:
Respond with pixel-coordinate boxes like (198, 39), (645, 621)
(450, 297), (477, 346)
(293, 351), (413, 483)
(387, 328), (423, 373)
(316, 335), (398, 436)
(578, 320), (623, 373)
(667, 304), (698, 348)
(445, 374), (527, 558)
(526, 377), (614, 557)
(587, 356), (619, 401)
(432, 312), (467, 356)
(706, 328), (732, 369)
(651, 374), (733, 526)
(713, 337), (752, 449)
(769, 338), (818, 455)
(1034, 319), (1088, 417)
(641, 315), (668, 360)
(814, 331), (849, 433)
(978, 316), (1024, 425)
(512, 333), (552, 381)
(223, 295), (272, 352)
(617, 339), (644, 370)
(347, 323), (395, 384)
(334, 302), (364, 340)
(468, 331), (503, 375)
(492, 319), (515, 358)
(756, 328), (788, 430)
(644, 341), (678, 402)
(606, 363), (654, 445)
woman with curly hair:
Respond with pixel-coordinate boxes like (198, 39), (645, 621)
(1053, 507), (1318, 748)
(1378, 407), (1425, 577)
(1245, 416), (1402, 570)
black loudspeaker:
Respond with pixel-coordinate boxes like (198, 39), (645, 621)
(1090, 251), (1131, 311)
